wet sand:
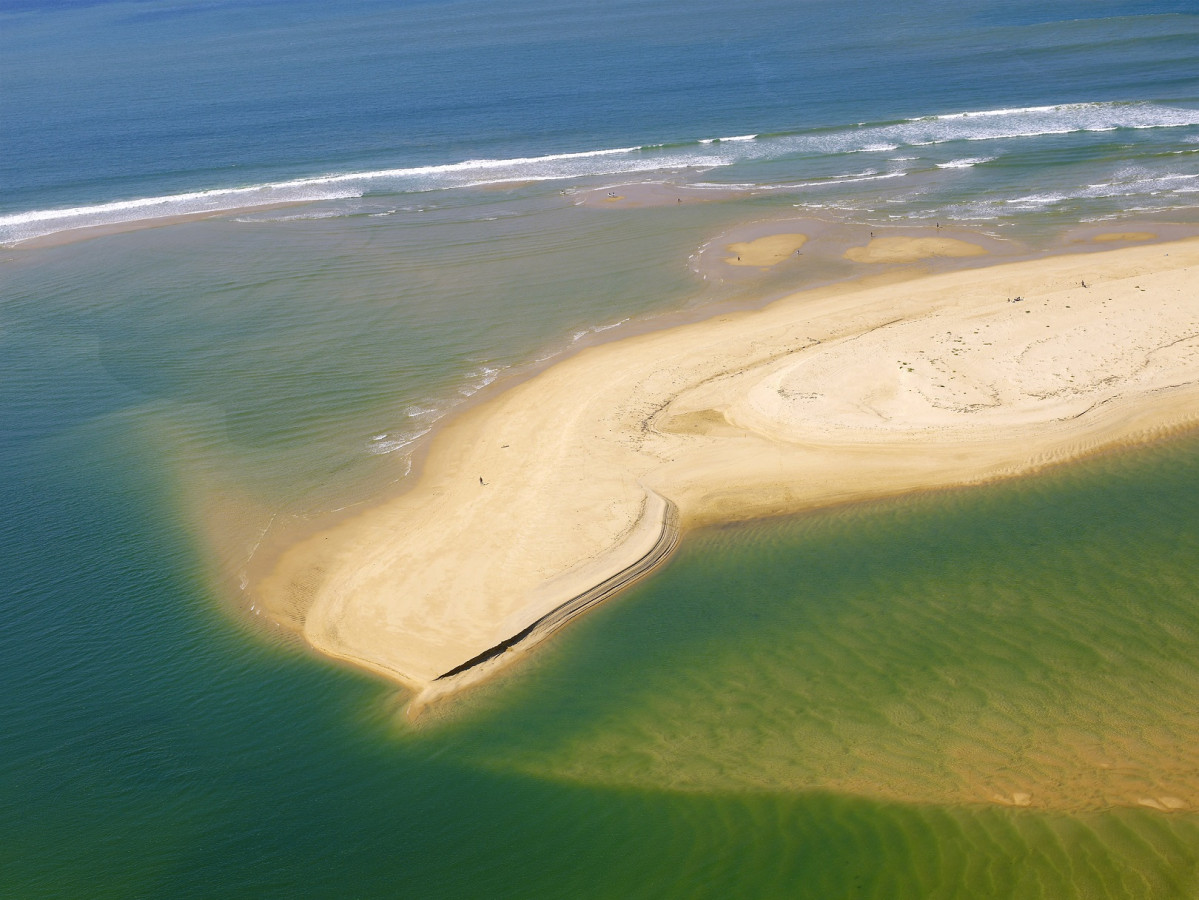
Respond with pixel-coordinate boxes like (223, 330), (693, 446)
(725, 233), (808, 266)
(843, 235), (988, 264)
(255, 234), (1199, 709)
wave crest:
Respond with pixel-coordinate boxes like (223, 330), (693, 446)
(4, 101), (1195, 244)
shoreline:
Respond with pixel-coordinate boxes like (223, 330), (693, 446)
(252, 230), (1199, 711)
(407, 490), (681, 716)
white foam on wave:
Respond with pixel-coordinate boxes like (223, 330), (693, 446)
(785, 169), (910, 193)
(368, 428), (432, 456)
(0, 181), (366, 244)
(0, 142), (742, 242)
(368, 342), (599, 459)
(403, 403), (447, 420)
(1007, 192), (1068, 207)
(686, 182), (763, 191)
(6, 100), (1195, 244)
(833, 171), (908, 183)
(0, 145), (649, 243)
(1008, 169), (1199, 207)
(234, 208), (354, 223)
(823, 102), (1199, 155)
(367, 383), (499, 458)
(935, 104), (1061, 120)
(935, 165), (1199, 220)
(571, 317), (630, 343)
(459, 364), (504, 397)
(936, 157), (995, 169)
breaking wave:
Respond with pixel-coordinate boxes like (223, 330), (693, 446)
(4, 101), (1195, 244)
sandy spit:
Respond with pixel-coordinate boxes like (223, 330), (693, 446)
(256, 236), (1199, 707)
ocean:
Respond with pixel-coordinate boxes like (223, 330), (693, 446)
(2, 0), (1198, 896)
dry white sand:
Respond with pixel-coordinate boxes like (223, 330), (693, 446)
(256, 236), (1199, 707)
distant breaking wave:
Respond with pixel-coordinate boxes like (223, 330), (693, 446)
(3, 101), (1196, 244)
(936, 157), (996, 169)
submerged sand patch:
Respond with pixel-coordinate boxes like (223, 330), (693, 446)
(1093, 231), (1156, 243)
(503, 617), (1199, 813)
(255, 236), (1199, 709)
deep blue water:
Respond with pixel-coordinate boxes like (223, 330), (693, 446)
(2, 0), (1197, 235)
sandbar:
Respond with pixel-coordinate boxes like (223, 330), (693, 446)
(725, 233), (808, 267)
(256, 236), (1199, 709)
(844, 235), (988, 264)
(1093, 231), (1156, 243)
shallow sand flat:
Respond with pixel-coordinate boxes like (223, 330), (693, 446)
(1093, 231), (1156, 243)
(257, 237), (1199, 704)
(725, 233), (808, 266)
(844, 235), (988, 263)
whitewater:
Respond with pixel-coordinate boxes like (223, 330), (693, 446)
(4, 101), (1197, 245)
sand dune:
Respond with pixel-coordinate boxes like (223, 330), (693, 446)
(256, 236), (1199, 707)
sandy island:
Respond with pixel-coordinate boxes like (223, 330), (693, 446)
(256, 234), (1199, 710)
(725, 233), (808, 266)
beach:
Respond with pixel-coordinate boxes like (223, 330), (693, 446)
(256, 233), (1199, 708)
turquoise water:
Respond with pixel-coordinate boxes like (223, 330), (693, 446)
(5, 404), (1199, 898)
(3, 0), (1199, 896)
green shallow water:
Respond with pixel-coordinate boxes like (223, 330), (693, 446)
(3, 205), (1199, 896)
(459, 438), (1199, 814)
(7, 422), (1192, 898)
(401, 434), (1199, 898)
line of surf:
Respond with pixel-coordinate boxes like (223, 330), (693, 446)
(5, 100), (1195, 244)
